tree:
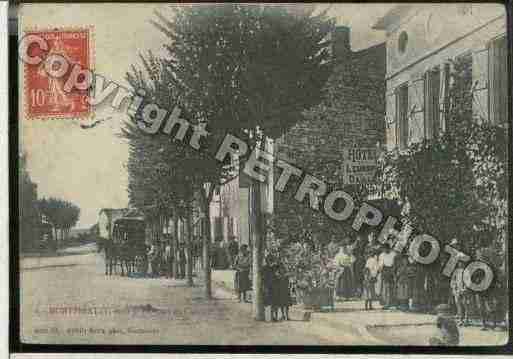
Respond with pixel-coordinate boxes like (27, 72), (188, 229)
(19, 153), (41, 251)
(150, 4), (335, 318)
(123, 53), (230, 290)
(38, 197), (80, 243)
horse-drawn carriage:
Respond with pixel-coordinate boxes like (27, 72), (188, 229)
(104, 216), (148, 276)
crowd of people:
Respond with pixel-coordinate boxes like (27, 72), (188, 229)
(141, 235), (203, 279)
(323, 232), (508, 330)
(140, 234), (241, 279)
(119, 229), (507, 331)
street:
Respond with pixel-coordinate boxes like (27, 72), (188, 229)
(20, 246), (364, 345)
(19, 247), (508, 346)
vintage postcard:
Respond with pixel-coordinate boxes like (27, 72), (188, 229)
(15, 2), (510, 348)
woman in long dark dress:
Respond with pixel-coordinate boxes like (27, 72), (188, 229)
(264, 254), (292, 321)
(235, 244), (251, 302)
(263, 255), (279, 321)
(334, 244), (355, 300)
(276, 266), (292, 320)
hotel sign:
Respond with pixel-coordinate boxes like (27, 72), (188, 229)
(343, 147), (378, 185)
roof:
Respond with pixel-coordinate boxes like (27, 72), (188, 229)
(99, 208), (128, 219)
(372, 5), (413, 31)
(113, 217), (146, 225)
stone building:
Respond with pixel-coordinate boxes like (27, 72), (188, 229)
(276, 25), (386, 186)
(372, 4), (508, 150)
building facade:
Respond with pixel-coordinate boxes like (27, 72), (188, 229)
(373, 4), (508, 151)
(210, 139), (274, 247)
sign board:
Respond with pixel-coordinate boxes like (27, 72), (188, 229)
(343, 147), (378, 185)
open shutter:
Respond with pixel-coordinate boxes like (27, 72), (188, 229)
(473, 46), (489, 123)
(488, 36), (507, 125)
(439, 63), (451, 132)
(396, 85), (409, 150)
(385, 90), (397, 150)
(408, 78), (425, 143)
(424, 68), (441, 139)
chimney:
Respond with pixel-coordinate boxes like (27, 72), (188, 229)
(332, 26), (351, 59)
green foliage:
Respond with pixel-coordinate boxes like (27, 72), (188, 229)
(19, 153), (41, 251)
(38, 197), (80, 233)
(153, 4), (335, 140)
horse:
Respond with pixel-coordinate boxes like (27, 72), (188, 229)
(118, 239), (147, 277)
(102, 238), (119, 276)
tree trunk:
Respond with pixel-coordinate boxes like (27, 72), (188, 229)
(186, 205), (194, 286)
(202, 193), (212, 299)
(251, 176), (265, 321)
(248, 132), (266, 321)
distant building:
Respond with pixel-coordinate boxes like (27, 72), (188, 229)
(98, 208), (128, 240)
(372, 4), (507, 151)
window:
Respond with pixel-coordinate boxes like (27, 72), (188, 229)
(398, 32), (408, 54)
(395, 84), (409, 149)
(424, 67), (441, 139)
(489, 36), (508, 125)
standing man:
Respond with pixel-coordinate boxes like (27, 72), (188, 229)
(176, 242), (185, 279)
(164, 236), (174, 278)
(227, 235), (239, 269)
(378, 244), (396, 309)
(451, 257), (470, 326)
(363, 248), (379, 310)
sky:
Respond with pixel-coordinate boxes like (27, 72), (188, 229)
(19, 3), (394, 228)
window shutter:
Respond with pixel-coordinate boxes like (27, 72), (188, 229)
(396, 85), (409, 150)
(488, 36), (507, 125)
(473, 46), (489, 123)
(385, 91), (397, 150)
(439, 63), (451, 132)
(425, 68), (441, 139)
(408, 78), (425, 143)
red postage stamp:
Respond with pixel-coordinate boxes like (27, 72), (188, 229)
(24, 28), (91, 119)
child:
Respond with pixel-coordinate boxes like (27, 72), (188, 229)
(428, 304), (460, 346)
